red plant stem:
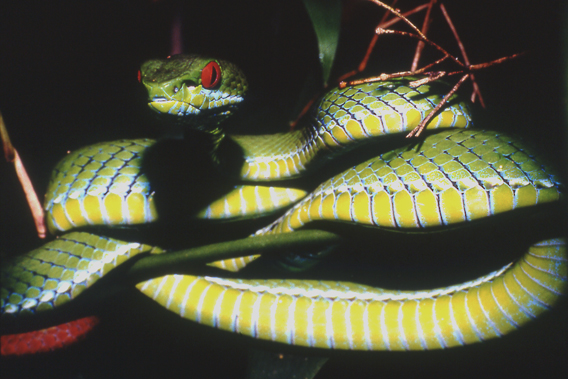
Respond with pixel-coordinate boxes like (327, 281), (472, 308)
(1, 112), (46, 238)
(411, 0), (437, 71)
(439, 3), (485, 107)
(369, 0), (428, 40)
(338, 2), (428, 82)
(340, 54), (449, 88)
(406, 73), (469, 138)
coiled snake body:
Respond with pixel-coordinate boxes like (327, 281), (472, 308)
(1, 55), (565, 352)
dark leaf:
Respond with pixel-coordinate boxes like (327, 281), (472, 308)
(302, 0), (342, 85)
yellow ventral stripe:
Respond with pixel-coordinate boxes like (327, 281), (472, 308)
(136, 239), (567, 351)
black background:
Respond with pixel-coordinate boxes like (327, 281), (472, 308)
(1, 1), (566, 378)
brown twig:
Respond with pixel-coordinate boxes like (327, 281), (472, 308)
(411, 0), (436, 71)
(439, 3), (484, 107)
(343, 52), (521, 89)
(338, 1), (430, 82)
(1, 112), (47, 238)
(369, 0), (428, 40)
(345, 0), (397, 80)
(297, 1), (522, 137)
(296, 1), (430, 129)
(409, 71), (446, 87)
(405, 73), (469, 138)
(376, 27), (466, 68)
(339, 54), (450, 88)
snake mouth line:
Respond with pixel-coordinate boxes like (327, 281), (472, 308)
(149, 98), (199, 116)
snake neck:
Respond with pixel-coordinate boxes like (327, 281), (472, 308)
(186, 123), (250, 181)
(200, 125), (226, 166)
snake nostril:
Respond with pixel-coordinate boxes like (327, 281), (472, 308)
(182, 80), (197, 91)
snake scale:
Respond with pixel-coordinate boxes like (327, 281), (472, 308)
(1, 55), (565, 353)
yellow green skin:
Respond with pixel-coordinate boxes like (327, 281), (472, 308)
(4, 129), (566, 348)
(45, 61), (471, 234)
(43, 138), (308, 234)
(140, 56), (472, 181)
(3, 56), (565, 351)
(17, 128), (565, 350)
(259, 129), (561, 234)
(232, 78), (471, 181)
(44, 139), (159, 234)
(212, 129), (562, 271)
(140, 55), (248, 126)
(1, 232), (163, 317)
(137, 239), (566, 350)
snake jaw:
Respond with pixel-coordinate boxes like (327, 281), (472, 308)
(140, 54), (248, 122)
(148, 99), (200, 116)
(147, 84), (244, 117)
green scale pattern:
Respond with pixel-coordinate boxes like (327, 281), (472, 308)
(232, 78), (472, 181)
(1, 232), (162, 317)
(315, 78), (471, 140)
(44, 139), (157, 234)
(257, 129), (562, 235)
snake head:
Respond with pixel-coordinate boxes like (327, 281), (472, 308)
(140, 55), (248, 128)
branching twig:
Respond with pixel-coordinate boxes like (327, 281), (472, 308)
(337, 0), (429, 82)
(369, 0), (428, 40)
(340, 1), (524, 137)
(411, 0), (436, 71)
(295, 1), (522, 139)
(292, 1), (430, 129)
(439, 3), (484, 107)
(340, 54), (450, 88)
(406, 73), (469, 138)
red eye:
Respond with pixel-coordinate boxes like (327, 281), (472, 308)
(201, 61), (221, 89)
(137, 70), (141, 83)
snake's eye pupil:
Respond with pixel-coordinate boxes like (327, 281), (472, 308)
(202, 61), (221, 89)
(174, 87), (179, 93)
(137, 70), (141, 83)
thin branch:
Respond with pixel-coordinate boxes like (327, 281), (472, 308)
(354, 0), (397, 75)
(468, 53), (525, 70)
(170, 13), (184, 55)
(405, 73), (469, 138)
(379, 2), (428, 29)
(376, 27), (465, 68)
(368, 0), (428, 40)
(409, 71), (446, 87)
(299, 1), (430, 128)
(1, 112), (46, 238)
(411, 0), (437, 71)
(439, 3), (484, 107)
(339, 1), (430, 81)
(340, 54), (449, 88)
(1, 112), (15, 162)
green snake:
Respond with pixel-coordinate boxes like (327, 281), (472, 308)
(1, 55), (565, 352)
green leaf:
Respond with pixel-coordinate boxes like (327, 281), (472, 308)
(303, 0), (342, 86)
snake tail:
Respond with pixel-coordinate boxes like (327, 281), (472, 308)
(0, 316), (99, 356)
(137, 238), (567, 351)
